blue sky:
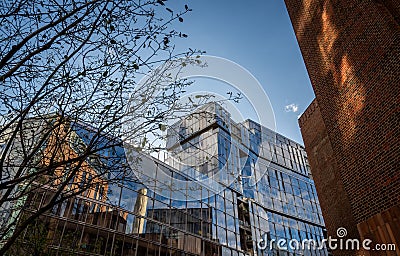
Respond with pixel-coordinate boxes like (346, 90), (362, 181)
(166, 1), (315, 144)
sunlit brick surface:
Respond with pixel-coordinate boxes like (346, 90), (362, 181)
(287, 0), (400, 255)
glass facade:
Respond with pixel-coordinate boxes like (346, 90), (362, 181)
(13, 103), (327, 256)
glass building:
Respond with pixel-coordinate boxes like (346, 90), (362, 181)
(10, 103), (327, 256)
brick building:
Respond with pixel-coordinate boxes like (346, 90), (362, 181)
(284, 0), (400, 255)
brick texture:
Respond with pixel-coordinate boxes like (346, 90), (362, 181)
(286, 0), (400, 255)
(299, 100), (361, 256)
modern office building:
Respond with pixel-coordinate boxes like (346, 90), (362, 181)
(284, 1), (400, 255)
(8, 104), (327, 256)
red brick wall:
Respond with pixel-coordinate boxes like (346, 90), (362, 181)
(286, 0), (400, 253)
(299, 100), (361, 255)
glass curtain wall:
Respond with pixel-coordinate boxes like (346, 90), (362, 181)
(13, 103), (327, 256)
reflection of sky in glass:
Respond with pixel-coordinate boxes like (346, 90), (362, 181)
(65, 101), (326, 255)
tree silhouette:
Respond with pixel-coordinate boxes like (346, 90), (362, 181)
(0, 0), (202, 253)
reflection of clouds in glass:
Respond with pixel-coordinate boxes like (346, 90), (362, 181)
(227, 230), (237, 248)
(120, 188), (136, 210)
(106, 183), (121, 206)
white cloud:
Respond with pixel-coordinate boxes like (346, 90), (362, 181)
(285, 103), (299, 113)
